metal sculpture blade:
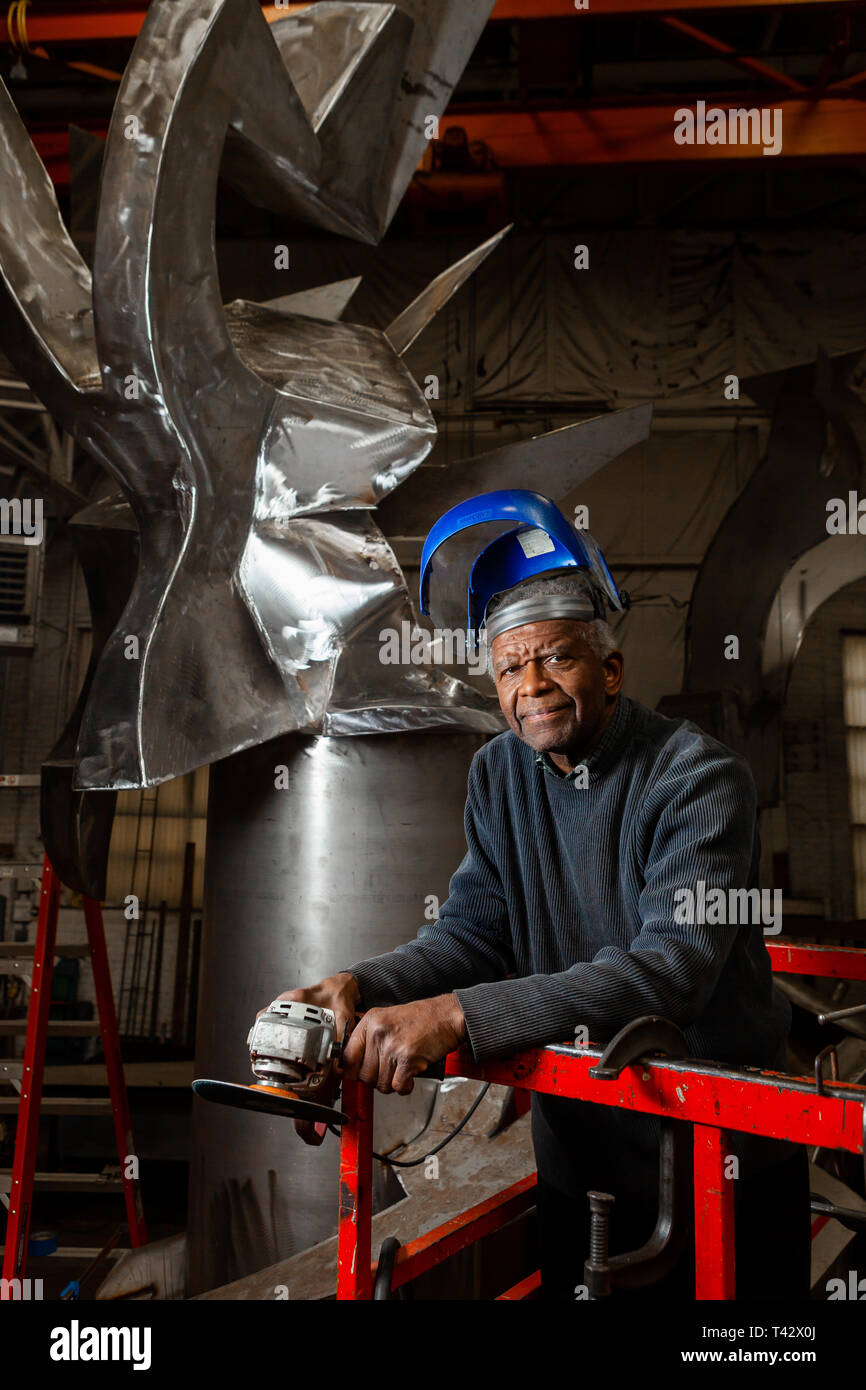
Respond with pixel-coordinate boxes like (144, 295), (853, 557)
(222, 0), (495, 241)
(260, 278), (362, 321)
(385, 226), (513, 356)
(379, 404), (654, 539)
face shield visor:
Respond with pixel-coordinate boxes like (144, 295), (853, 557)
(419, 489), (627, 655)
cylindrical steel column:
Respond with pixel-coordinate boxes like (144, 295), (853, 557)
(187, 728), (482, 1295)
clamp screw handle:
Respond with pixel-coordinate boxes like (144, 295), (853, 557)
(587, 1190), (615, 1266)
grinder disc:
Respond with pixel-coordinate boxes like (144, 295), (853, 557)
(192, 1079), (346, 1126)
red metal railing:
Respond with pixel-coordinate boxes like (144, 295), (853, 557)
(766, 940), (866, 980)
(336, 939), (866, 1300)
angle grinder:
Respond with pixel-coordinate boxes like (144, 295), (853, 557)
(192, 999), (348, 1126)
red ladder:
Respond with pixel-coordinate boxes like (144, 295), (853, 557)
(1, 854), (146, 1291)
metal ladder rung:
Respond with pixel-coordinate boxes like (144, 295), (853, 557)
(0, 1020), (101, 1035)
(0, 1170), (124, 1198)
(0, 942), (90, 959)
(0, 1096), (114, 1115)
(0, 1243), (129, 1261)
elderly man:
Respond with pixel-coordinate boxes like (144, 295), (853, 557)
(271, 515), (810, 1301)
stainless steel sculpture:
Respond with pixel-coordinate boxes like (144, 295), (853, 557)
(0, 0), (505, 795)
(0, 0), (651, 802)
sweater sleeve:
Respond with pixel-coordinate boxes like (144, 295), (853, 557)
(343, 753), (515, 1008)
(453, 750), (759, 1061)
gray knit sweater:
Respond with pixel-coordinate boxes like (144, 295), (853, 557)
(346, 694), (791, 1068)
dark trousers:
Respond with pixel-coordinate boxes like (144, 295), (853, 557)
(532, 1094), (812, 1301)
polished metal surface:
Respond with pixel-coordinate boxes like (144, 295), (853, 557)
(232, 1), (494, 240)
(0, 0), (503, 792)
(189, 729), (482, 1293)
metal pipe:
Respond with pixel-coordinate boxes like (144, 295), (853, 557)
(187, 727), (483, 1294)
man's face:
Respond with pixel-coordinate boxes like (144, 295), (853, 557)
(490, 619), (624, 758)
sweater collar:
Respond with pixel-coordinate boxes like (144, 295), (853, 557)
(534, 695), (632, 783)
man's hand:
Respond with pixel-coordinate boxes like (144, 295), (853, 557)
(260, 970), (360, 1040)
(341, 994), (467, 1096)
(258, 972), (361, 1147)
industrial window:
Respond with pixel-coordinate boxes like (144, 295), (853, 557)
(842, 634), (866, 919)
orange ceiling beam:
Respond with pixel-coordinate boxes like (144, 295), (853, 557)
(0, 7), (300, 44)
(2, 0), (865, 46)
(1, 10), (140, 42)
(442, 97), (866, 163)
(31, 94), (866, 189)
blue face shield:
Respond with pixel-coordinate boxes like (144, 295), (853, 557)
(419, 489), (627, 652)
